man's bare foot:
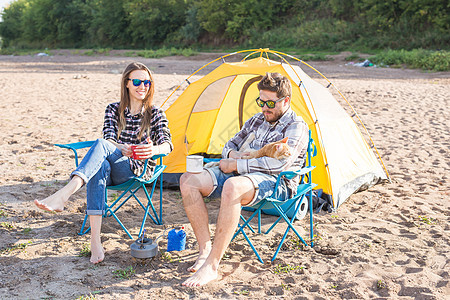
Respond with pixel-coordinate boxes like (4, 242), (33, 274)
(34, 191), (68, 212)
(90, 244), (105, 264)
(182, 263), (218, 287)
(187, 253), (209, 273)
(187, 244), (211, 273)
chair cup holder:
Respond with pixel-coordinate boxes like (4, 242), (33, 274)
(130, 237), (158, 259)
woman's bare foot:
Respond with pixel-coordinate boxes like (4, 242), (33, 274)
(89, 215), (104, 264)
(34, 176), (83, 212)
(34, 191), (68, 212)
(187, 243), (211, 273)
(90, 243), (105, 264)
(90, 237), (105, 264)
(182, 263), (218, 287)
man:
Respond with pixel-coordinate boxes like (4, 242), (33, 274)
(180, 72), (309, 287)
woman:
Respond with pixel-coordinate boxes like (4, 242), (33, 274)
(34, 62), (173, 264)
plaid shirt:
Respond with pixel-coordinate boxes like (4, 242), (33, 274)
(222, 108), (308, 193)
(103, 102), (172, 180)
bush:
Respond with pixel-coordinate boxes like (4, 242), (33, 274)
(370, 49), (450, 71)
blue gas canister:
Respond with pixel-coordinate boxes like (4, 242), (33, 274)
(167, 226), (186, 252)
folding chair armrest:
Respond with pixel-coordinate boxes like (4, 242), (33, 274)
(54, 140), (96, 150)
(135, 153), (167, 179)
(204, 158), (220, 163)
(54, 140), (96, 167)
(279, 166), (316, 180)
(151, 153), (167, 163)
(271, 166), (316, 195)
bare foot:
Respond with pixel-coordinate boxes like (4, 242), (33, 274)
(182, 263), (218, 287)
(187, 244), (211, 273)
(34, 176), (83, 212)
(90, 243), (105, 264)
(34, 191), (68, 212)
(187, 253), (209, 273)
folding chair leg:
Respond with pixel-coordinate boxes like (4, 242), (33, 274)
(107, 207), (133, 239)
(258, 209), (261, 234)
(309, 191), (314, 247)
(240, 215), (255, 233)
(232, 204), (267, 263)
(268, 201), (309, 262)
(79, 211), (134, 240)
(138, 202), (156, 238)
(159, 172), (163, 224)
(272, 224), (291, 261)
(142, 183), (161, 224)
(78, 214), (91, 236)
(241, 229), (264, 264)
(232, 206), (262, 241)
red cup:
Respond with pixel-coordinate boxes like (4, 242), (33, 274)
(131, 145), (145, 160)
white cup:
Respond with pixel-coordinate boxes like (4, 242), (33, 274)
(186, 155), (204, 173)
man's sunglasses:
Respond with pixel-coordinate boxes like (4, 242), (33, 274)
(255, 96), (286, 108)
(128, 78), (152, 87)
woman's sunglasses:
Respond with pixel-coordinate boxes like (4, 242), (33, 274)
(255, 96), (286, 108)
(128, 78), (152, 87)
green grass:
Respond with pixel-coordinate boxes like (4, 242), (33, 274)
(0, 209), (7, 217)
(160, 251), (181, 263)
(1, 241), (32, 255)
(0, 222), (13, 229)
(109, 193), (119, 202)
(0, 47), (50, 56)
(125, 47), (196, 58)
(113, 266), (135, 279)
(0, 46), (196, 58)
(78, 243), (91, 257)
(345, 53), (364, 62)
(22, 227), (32, 234)
(233, 289), (250, 296)
(370, 49), (449, 71)
(160, 251), (172, 262)
(296, 53), (333, 61)
(83, 48), (112, 56)
(239, 48), (336, 62)
(418, 215), (435, 225)
(76, 292), (100, 300)
(377, 279), (387, 289)
(273, 264), (300, 274)
(1, 45), (446, 71)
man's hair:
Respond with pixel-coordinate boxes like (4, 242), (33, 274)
(257, 72), (291, 98)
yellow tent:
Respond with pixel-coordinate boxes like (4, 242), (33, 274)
(161, 49), (389, 210)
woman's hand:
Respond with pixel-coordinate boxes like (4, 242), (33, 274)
(119, 143), (133, 158)
(132, 144), (159, 160)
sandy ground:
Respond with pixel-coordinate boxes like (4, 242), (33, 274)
(0, 52), (449, 299)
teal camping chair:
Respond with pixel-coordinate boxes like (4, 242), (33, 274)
(231, 131), (317, 263)
(54, 141), (166, 239)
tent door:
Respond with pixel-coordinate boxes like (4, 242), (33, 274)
(238, 75), (262, 129)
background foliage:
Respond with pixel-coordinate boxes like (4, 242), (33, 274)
(0, 0), (449, 51)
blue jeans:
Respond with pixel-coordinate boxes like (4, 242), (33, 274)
(71, 139), (135, 215)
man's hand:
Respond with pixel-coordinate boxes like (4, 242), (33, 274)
(228, 150), (243, 159)
(219, 158), (237, 173)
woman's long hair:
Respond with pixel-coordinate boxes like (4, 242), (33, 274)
(118, 62), (155, 140)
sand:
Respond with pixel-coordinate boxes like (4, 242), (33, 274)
(0, 52), (448, 299)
